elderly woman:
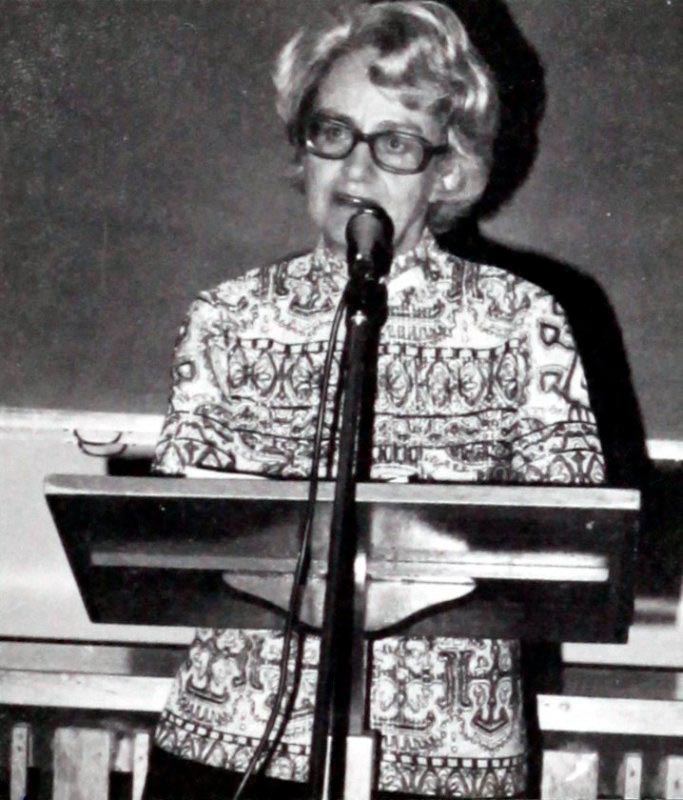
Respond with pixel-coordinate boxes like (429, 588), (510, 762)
(142, 2), (605, 798)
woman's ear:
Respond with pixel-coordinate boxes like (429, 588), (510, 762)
(430, 163), (460, 203)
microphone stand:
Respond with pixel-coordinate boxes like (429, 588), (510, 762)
(308, 211), (391, 800)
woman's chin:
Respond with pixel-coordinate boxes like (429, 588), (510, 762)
(321, 208), (359, 252)
(321, 233), (347, 257)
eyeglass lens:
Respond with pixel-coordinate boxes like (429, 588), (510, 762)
(305, 116), (429, 173)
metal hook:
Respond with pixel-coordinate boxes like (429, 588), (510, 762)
(73, 429), (128, 458)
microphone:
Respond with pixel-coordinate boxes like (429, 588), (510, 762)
(345, 205), (394, 282)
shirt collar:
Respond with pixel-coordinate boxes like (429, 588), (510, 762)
(313, 228), (439, 279)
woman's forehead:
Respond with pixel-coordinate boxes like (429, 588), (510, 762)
(315, 48), (443, 135)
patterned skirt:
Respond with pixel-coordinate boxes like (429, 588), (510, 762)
(154, 629), (527, 798)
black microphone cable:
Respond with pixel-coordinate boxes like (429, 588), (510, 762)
(230, 287), (348, 800)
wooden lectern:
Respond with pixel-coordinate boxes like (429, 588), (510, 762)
(46, 475), (638, 640)
(46, 474), (639, 798)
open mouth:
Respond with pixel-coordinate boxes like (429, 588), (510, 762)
(332, 192), (382, 212)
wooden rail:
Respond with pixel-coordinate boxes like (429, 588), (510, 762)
(3, 668), (683, 799)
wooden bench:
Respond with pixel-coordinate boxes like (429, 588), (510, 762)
(3, 668), (683, 799)
(539, 694), (683, 799)
(10, 722), (151, 800)
(1, 671), (167, 800)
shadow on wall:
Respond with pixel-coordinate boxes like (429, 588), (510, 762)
(444, 0), (547, 220)
(434, 4), (649, 796)
(431, 0), (649, 488)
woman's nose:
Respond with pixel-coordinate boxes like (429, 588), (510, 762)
(342, 141), (376, 181)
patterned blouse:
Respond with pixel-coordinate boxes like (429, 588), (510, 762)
(152, 230), (605, 798)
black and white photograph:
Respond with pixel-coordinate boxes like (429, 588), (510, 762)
(0, 1), (681, 798)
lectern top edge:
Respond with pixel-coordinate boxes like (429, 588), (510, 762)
(44, 473), (641, 511)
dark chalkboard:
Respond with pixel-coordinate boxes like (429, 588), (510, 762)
(2, 1), (681, 440)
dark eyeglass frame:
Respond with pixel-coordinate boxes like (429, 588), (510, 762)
(303, 113), (450, 175)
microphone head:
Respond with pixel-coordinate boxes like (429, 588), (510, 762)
(346, 205), (394, 279)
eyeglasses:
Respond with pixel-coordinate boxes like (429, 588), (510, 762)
(303, 113), (449, 175)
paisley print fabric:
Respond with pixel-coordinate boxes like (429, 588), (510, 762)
(152, 231), (605, 796)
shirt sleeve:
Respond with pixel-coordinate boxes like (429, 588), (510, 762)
(153, 294), (237, 476)
(509, 290), (606, 485)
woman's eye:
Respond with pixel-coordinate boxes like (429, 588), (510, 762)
(385, 134), (407, 152)
(321, 124), (345, 141)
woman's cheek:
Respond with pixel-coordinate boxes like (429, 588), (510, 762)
(304, 159), (335, 227)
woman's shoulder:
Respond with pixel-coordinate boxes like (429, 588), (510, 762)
(203, 249), (313, 301)
(432, 243), (568, 329)
(466, 255), (557, 304)
(180, 248), (320, 323)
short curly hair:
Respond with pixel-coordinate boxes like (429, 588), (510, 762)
(273, 1), (499, 230)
